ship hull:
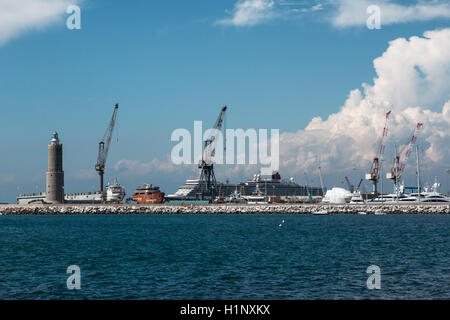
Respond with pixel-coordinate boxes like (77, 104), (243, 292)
(132, 192), (165, 204)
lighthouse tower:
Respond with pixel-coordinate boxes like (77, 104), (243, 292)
(46, 132), (64, 204)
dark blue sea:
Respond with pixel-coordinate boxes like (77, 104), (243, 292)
(0, 214), (449, 300)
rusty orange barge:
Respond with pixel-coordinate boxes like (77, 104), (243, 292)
(131, 184), (165, 204)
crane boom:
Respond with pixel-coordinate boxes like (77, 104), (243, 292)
(202, 106), (227, 165)
(95, 103), (119, 196)
(366, 110), (391, 194)
(198, 105), (228, 201)
(345, 176), (355, 193)
(387, 122), (423, 184)
(357, 178), (363, 191)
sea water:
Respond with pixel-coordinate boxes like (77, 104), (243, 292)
(0, 214), (449, 299)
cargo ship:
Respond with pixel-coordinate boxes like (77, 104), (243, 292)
(132, 184), (165, 204)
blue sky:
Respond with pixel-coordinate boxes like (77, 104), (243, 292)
(0, 0), (449, 202)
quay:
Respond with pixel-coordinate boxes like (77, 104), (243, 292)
(0, 203), (449, 215)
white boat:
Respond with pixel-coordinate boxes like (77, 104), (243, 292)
(243, 182), (269, 204)
(224, 187), (247, 204)
(374, 180), (450, 203)
(313, 210), (329, 215)
(350, 191), (365, 204)
(407, 180), (450, 203)
(419, 193), (450, 203)
(370, 193), (409, 203)
(106, 178), (126, 203)
(246, 195), (270, 204)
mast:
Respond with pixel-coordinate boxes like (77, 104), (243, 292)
(416, 145), (421, 204)
(318, 166), (326, 196)
(380, 158), (384, 202)
(304, 172), (312, 202)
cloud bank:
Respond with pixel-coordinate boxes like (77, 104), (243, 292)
(0, 0), (78, 46)
(279, 28), (450, 180)
(332, 0), (450, 28)
(217, 0), (450, 28)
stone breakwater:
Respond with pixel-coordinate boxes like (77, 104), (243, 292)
(0, 204), (449, 215)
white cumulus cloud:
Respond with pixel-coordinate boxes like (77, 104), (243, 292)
(279, 28), (450, 184)
(217, 0), (277, 26)
(0, 0), (79, 46)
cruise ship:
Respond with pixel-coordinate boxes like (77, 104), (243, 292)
(165, 179), (234, 203)
(166, 172), (323, 203)
(241, 172), (323, 199)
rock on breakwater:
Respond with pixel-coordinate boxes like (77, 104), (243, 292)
(0, 204), (449, 215)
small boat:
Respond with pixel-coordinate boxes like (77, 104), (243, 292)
(350, 191), (366, 204)
(243, 183), (269, 204)
(313, 210), (329, 215)
(358, 212), (367, 215)
(246, 194), (269, 204)
(224, 187), (247, 204)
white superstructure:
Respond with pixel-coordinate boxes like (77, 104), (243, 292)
(106, 178), (126, 203)
(349, 191), (365, 204)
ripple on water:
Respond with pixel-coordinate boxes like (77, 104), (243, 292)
(0, 214), (449, 299)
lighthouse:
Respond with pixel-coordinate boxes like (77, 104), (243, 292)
(46, 132), (64, 204)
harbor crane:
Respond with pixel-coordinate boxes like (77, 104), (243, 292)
(345, 176), (355, 193)
(357, 178), (363, 192)
(95, 103), (119, 199)
(198, 106), (227, 201)
(345, 176), (363, 193)
(304, 172), (312, 201)
(387, 122), (423, 186)
(366, 110), (391, 194)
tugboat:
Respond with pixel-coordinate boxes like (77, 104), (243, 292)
(132, 184), (165, 204)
